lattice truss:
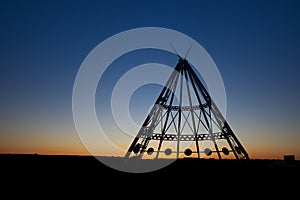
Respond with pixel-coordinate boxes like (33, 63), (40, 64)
(125, 59), (249, 160)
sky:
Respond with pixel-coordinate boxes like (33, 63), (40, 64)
(0, 0), (300, 160)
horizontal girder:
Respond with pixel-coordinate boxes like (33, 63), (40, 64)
(140, 132), (225, 141)
(162, 103), (208, 111)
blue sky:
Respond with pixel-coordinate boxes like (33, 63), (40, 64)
(0, 0), (299, 159)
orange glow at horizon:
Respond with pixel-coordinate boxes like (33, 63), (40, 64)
(1, 127), (299, 160)
(1, 145), (299, 161)
(1, 137), (299, 160)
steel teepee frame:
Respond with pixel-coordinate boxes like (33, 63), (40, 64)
(125, 57), (249, 160)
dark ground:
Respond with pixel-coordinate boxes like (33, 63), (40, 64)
(1, 154), (299, 195)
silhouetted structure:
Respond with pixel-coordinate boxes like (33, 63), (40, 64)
(125, 57), (249, 160)
(284, 155), (295, 162)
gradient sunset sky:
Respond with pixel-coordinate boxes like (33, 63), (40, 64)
(1, 0), (299, 160)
